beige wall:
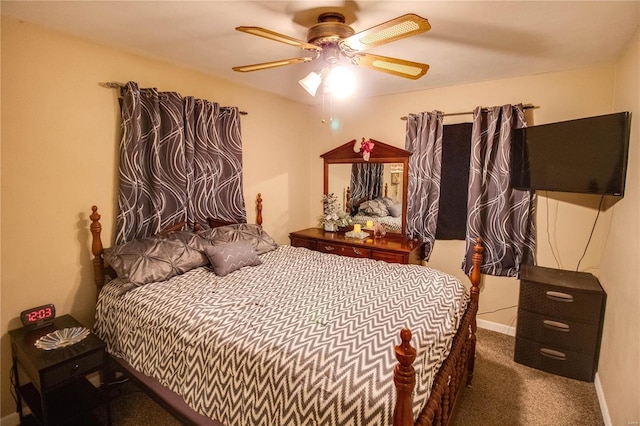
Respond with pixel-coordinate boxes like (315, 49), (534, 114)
(598, 30), (640, 425)
(307, 65), (618, 327)
(0, 17), (311, 417)
(2, 15), (638, 424)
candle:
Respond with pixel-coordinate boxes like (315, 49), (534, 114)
(353, 224), (362, 233)
(366, 220), (374, 229)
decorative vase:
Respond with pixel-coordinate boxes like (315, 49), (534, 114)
(324, 222), (338, 232)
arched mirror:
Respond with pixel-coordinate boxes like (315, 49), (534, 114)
(321, 139), (411, 235)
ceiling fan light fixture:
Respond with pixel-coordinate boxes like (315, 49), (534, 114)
(325, 65), (355, 99)
(299, 71), (323, 96)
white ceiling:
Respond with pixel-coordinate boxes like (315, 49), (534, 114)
(3, 1), (639, 105)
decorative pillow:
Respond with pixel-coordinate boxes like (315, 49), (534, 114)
(379, 197), (396, 208)
(388, 203), (403, 218)
(358, 199), (389, 217)
(199, 223), (278, 255)
(204, 241), (262, 277)
(156, 230), (209, 253)
(103, 236), (208, 286)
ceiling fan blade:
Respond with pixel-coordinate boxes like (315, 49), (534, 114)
(352, 53), (429, 80)
(236, 26), (322, 52)
(232, 57), (315, 73)
(340, 14), (431, 52)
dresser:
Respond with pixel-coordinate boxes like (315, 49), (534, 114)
(289, 227), (424, 265)
(514, 264), (606, 382)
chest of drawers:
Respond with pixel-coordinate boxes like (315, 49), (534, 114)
(289, 227), (424, 265)
(514, 264), (606, 382)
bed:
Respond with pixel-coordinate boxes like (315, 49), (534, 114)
(346, 185), (403, 233)
(89, 195), (483, 426)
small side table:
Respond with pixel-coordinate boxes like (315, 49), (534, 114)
(9, 314), (111, 425)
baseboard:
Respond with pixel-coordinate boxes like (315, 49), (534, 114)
(477, 318), (516, 336)
(594, 373), (612, 426)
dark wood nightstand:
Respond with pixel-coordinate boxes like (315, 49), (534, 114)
(9, 314), (111, 425)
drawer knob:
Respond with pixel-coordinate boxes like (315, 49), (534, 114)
(324, 246), (335, 251)
(540, 348), (567, 361)
(542, 320), (570, 332)
(352, 248), (362, 255)
(545, 291), (574, 303)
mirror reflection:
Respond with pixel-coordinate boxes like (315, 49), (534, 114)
(328, 163), (405, 233)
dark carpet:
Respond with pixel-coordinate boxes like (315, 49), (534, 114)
(99, 327), (603, 425)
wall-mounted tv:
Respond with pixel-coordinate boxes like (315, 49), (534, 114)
(511, 112), (631, 196)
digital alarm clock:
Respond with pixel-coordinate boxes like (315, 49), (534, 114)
(20, 304), (56, 330)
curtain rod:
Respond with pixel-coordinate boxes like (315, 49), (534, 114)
(400, 104), (538, 121)
(99, 82), (248, 116)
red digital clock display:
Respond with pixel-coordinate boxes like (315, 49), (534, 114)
(20, 304), (56, 329)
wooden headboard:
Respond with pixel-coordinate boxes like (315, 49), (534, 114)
(90, 193), (264, 297)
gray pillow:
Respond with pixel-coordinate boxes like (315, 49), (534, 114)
(359, 199), (389, 217)
(204, 241), (262, 276)
(379, 197), (396, 208)
(199, 223), (278, 255)
(388, 203), (402, 218)
(156, 230), (209, 252)
(104, 237), (208, 286)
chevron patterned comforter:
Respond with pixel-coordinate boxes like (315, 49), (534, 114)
(94, 245), (469, 426)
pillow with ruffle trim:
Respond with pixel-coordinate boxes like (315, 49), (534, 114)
(198, 223), (278, 255)
(103, 233), (208, 286)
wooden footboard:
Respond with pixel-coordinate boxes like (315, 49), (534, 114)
(394, 238), (483, 426)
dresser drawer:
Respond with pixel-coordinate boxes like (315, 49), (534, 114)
(516, 309), (600, 354)
(371, 250), (406, 264)
(519, 280), (604, 323)
(514, 336), (596, 381)
(42, 350), (104, 388)
(290, 237), (316, 250)
(316, 242), (371, 258)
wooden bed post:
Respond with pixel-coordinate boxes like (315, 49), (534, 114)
(394, 328), (417, 426)
(466, 237), (483, 386)
(469, 237), (483, 304)
(90, 206), (105, 299)
(394, 238), (483, 426)
(256, 193), (263, 226)
(345, 187), (351, 213)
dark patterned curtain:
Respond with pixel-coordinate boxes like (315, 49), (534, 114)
(463, 104), (536, 277)
(404, 111), (444, 260)
(350, 163), (384, 207)
(116, 82), (246, 245)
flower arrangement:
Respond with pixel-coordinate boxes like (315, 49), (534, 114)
(318, 193), (352, 231)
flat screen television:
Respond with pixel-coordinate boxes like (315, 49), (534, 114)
(511, 112), (631, 196)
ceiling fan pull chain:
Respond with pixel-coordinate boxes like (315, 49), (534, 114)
(329, 89), (333, 123)
(321, 86), (326, 123)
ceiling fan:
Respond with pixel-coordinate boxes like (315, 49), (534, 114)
(232, 12), (431, 81)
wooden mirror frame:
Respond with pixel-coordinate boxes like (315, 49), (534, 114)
(321, 139), (412, 235)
